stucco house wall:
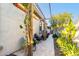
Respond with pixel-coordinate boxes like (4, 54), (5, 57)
(0, 3), (43, 55)
(33, 18), (40, 35)
(0, 3), (26, 55)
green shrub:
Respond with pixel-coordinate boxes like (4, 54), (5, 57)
(56, 37), (79, 56)
(50, 13), (78, 56)
(53, 33), (58, 39)
(52, 32), (61, 39)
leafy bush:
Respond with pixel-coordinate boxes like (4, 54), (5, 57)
(56, 37), (79, 56)
(53, 33), (58, 39)
(50, 12), (78, 56)
(53, 32), (61, 39)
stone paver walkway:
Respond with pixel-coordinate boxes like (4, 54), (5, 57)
(33, 34), (55, 56)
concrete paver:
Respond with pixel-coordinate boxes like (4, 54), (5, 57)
(14, 34), (55, 56)
(33, 34), (55, 56)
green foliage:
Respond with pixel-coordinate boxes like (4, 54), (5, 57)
(21, 3), (29, 9)
(51, 13), (72, 29)
(60, 21), (76, 42)
(50, 12), (78, 56)
(19, 25), (23, 29)
(53, 31), (61, 39)
(56, 37), (79, 56)
(53, 33), (58, 39)
(24, 15), (28, 24)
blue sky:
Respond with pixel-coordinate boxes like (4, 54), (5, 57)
(38, 3), (79, 25)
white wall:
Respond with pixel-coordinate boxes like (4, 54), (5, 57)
(0, 3), (43, 55)
(0, 3), (26, 55)
(41, 21), (44, 30)
(33, 19), (40, 35)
